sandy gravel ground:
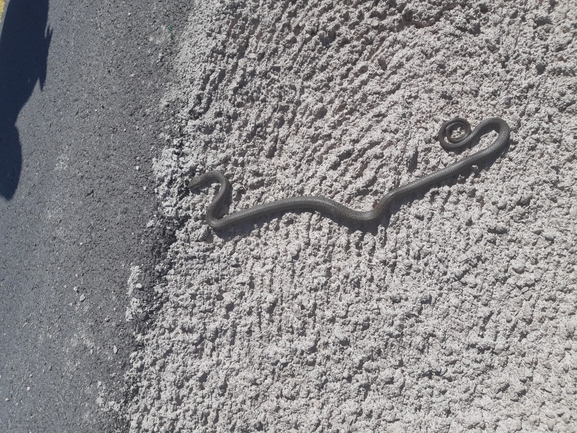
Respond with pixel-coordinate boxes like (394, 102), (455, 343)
(126, 1), (577, 431)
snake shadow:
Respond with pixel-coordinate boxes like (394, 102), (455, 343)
(198, 134), (511, 240)
(0, 0), (52, 200)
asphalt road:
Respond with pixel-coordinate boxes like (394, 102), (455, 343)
(0, 1), (191, 431)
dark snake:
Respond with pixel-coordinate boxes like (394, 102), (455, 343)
(189, 117), (510, 230)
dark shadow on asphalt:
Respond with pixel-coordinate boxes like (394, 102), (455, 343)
(0, 0), (52, 200)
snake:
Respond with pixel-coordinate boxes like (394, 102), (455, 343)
(189, 117), (510, 230)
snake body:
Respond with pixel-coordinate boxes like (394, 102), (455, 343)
(189, 117), (510, 230)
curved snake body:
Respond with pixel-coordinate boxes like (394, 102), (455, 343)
(189, 117), (510, 230)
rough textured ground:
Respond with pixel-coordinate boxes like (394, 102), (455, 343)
(127, 1), (577, 431)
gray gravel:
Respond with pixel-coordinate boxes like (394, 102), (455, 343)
(128, 1), (577, 431)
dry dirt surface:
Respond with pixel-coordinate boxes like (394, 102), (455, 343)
(126, 1), (577, 431)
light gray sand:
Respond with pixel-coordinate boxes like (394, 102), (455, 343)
(127, 1), (577, 431)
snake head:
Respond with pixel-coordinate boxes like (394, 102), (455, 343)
(187, 171), (230, 192)
(187, 176), (204, 190)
